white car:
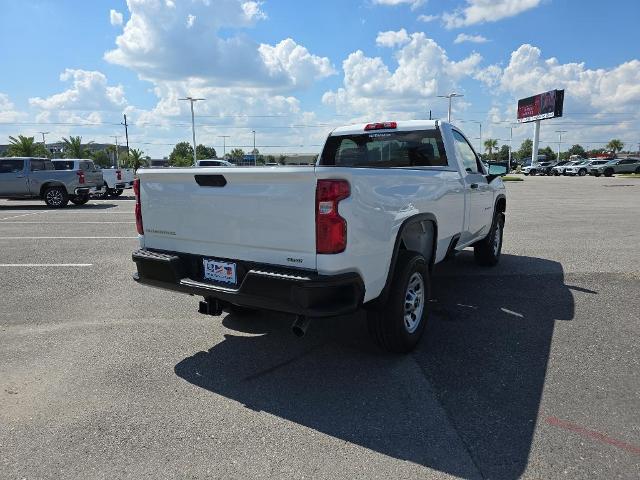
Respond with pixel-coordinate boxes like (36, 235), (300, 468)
(99, 167), (135, 197)
(196, 159), (235, 167)
(132, 120), (507, 353)
(564, 159), (597, 176)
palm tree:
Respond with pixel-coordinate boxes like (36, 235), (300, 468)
(7, 135), (40, 156)
(62, 136), (92, 158)
(606, 139), (624, 156)
(484, 138), (498, 159)
(127, 148), (147, 170)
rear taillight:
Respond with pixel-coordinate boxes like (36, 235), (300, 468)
(316, 179), (350, 254)
(76, 170), (85, 184)
(134, 178), (143, 235)
(116, 169), (122, 181)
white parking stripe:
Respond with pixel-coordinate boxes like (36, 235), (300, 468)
(0, 236), (137, 239)
(0, 221), (135, 224)
(0, 263), (93, 267)
(0, 212), (47, 221)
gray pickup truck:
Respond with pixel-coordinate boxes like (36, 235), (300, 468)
(0, 157), (104, 207)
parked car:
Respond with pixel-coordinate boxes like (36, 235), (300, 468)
(0, 157), (104, 207)
(523, 161), (553, 175)
(550, 160), (574, 175)
(99, 167), (135, 197)
(591, 158), (640, 177)
(563, 159), (598, 176)
(196, 159), (235, 167)
(131, 120), (507, 353)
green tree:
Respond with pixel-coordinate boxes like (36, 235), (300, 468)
(7, 135), (48, 157)
(169, 141), (195, 166)
(265, 155), (275, 163)
(196, 144), (217, 160)
(483, 138), (498, 159)
(606, 139), (624, 156)
(516, 139), (533, 160)
(497, 144), (510, 161)
(62, 136), (92, 158)
(567, 144), (586, 158)
(228, 148), (245, 162)
(538, 146), (556, 161)
(278, 154), (286, 165)
(125, 148), (147, 170)
(91, 150), (111, 168)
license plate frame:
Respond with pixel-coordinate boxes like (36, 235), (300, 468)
(203, 258), (237, 285)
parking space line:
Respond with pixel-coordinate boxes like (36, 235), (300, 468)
(0, 211), (48, 221)
(0, 236), (137, 239)
(0, 263), (93, 267)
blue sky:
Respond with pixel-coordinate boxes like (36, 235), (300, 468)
(1, 0), (639, 157)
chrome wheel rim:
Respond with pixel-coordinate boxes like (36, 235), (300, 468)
(46, 190), (63, 206)
(404, 272), (425, 334)
(493, 221), (502, 256)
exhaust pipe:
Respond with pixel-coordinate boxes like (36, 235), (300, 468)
(292, 315), (310, 338)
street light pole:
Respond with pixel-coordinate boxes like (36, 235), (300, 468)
(111, 135), (120, 168)
(555, 130), (567, 161)
(218, 135), (230, 158)
(179, 96), (205, 165)
(38, 131), (50, 156)
(252, 130), (256, 165)
(508, 126), (513, 172)
(437, 93), (464, 122)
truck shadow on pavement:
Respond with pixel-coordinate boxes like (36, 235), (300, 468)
(175, 253), (574, 479)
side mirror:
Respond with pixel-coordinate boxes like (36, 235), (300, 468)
(488, 163), (507, 176)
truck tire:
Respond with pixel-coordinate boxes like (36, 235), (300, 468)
(109, 189), (124, 197)
(367, 250), (430, 353)
(70, 195), (90, 205)
(44, 186), (69, 208)
(604, 168), (614, 177)
(474, 211), (504, 267)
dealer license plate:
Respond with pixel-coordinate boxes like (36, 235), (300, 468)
(203, 258), (237, 285)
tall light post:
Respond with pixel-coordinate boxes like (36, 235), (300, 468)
(252, 130), (256, 165)
(38, 131), (50, 156)
(555, 130), (567, 162)
(179, 96), (205, 165)
(218, 135), (230, 158)
(508, 125), (514, 172)
(111, 135), (120, 168)
(437, 93), (464, 122)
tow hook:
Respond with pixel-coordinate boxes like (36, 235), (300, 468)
(291, 315), (310, 337)
(198, 297), (223, 316)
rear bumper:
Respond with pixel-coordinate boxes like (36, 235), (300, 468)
(75, 185), (104, 195)
(132, 249), (364, 317)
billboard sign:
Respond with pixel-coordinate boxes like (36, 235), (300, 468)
(517, 89), (564, 123)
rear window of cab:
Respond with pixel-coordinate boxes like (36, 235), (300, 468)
(320, 129), (448, 168)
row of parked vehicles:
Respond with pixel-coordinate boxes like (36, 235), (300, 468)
(522, 157), (640, 177)
(0, 157), (134, 207)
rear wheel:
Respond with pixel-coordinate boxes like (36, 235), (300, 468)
(474, 211), (505, 267)
(44, 186), (69, 208)
(530, 169), (537, 176)
(604, 168), (614, 177)
(578, 169), (587, 176)
(367, 250), (430, 353)
(553, 170), (560, 176)
(70, 194), (90, 205)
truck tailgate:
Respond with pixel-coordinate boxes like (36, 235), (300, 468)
(138, 167), (318, 270)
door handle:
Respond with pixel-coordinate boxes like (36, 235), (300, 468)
(470, 183), (479, 189)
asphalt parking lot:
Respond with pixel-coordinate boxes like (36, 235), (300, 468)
(1, 175), (639, 479)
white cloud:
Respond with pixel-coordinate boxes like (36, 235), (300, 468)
(323, 33), (482, 117)
(0, 93), (26, 122)
(29, 69), (126, 111)
(110, 9), (123, 26)
(372, 0), (426, 9)
(376, 29), (410, 48)
(443, 0), (542, 29)
(454, 33), (489, 44)
(104, 0), (332, 90)
(418, 14), (438, 22)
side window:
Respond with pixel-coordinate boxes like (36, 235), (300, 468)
(452, 130), (481, 173)
(30, 159), (46, 171)
(0, 159), (25, 173)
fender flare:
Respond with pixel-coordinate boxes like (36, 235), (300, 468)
(367, 213), (438, 307)
(39, 181), (67, 198)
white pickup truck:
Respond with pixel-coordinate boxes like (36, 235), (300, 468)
(132, 120), (507, 352)
(100, 167), (135, 197)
